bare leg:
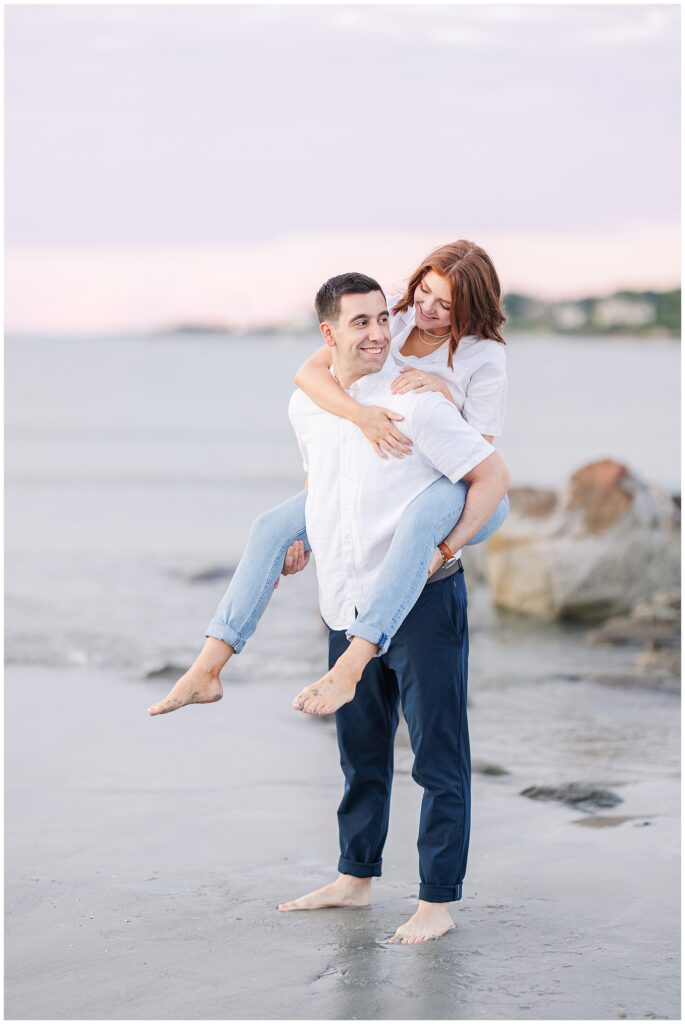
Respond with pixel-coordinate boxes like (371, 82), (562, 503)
(292, 638), (377, 716)
(277, 873), (372, 912)
(388, 900), (456, 944)
(147, 637), (231, 716)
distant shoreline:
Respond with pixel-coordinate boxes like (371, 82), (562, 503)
(144, 286), (684, 340)
(5, 288), (680, 342)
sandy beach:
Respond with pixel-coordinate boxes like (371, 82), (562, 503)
(5, 330), (680, 1019)
(5, 616), (679, 1020)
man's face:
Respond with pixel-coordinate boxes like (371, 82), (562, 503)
(323, 291), (391, 381)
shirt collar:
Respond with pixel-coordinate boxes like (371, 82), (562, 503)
(345, 356), (396, 397)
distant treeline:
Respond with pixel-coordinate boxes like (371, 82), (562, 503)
(164, 287), (681, 339)
(502, 288), (680, 337)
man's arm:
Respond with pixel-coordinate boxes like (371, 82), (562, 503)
(441, 452), (510, 553)
(410, 395), (510, 553)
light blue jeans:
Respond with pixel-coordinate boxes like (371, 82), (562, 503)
(206, 478), (509, 657)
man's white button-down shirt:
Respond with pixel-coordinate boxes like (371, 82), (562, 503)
(288, 357), (494, 630)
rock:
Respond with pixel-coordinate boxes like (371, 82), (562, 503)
(587, 589), (680, 648)
(485, 460), (680, 621)
(508, 486), (558, 518)
(635, 648), (681, 676)
(571, 815), (642, 828)
(581, 670), (680, 694)
(184, 565), (234, 583)
(472, 760), (511, 776)
(520, 782), (623, 809)
(145, 663), (185, 679)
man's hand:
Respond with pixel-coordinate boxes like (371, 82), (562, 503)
(274, 540), (310, 589)
(354, 404), (413, 461)
(427, 548), (444, 577)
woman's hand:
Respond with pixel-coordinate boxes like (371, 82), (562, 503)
(354, 405), (413, 461)
(391, 367), (451, 401)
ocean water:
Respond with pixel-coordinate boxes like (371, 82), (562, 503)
(5, 331), (680, 675)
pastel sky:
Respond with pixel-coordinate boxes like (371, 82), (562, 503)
(5, 4), (681, 333)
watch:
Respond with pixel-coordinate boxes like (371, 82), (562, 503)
(438, 542), (457, 569)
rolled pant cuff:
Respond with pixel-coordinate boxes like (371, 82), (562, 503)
(338, 856), (382, 878)
(419, 882), (462, 903)
(344, 624), (390, 657)
(205, 620), (245, 654)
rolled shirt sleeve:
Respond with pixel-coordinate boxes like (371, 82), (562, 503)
(410, 393), (495, 482)
(461, 346), (507, 437)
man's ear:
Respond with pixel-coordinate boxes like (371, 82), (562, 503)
(319, 321), (336, 349)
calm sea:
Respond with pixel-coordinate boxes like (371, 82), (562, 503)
(5, 331), (680, 675)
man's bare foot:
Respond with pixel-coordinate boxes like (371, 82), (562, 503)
(387, 900), (455, 944)
(148, 664), (225, 716)
(277, 873), (372, 912)
(291, 638), (378, 716)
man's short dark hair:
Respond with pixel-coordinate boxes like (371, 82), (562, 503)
(315, 273), (385, 324)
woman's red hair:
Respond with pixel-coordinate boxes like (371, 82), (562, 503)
(393, 240), (506, 368)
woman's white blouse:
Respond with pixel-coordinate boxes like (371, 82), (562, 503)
(388, 294), (508, 437)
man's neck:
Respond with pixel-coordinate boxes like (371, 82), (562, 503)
(331, 359), (367, 392)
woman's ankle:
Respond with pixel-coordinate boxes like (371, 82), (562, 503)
(197, 637), (234, 675)
(339, 638), (377, 674)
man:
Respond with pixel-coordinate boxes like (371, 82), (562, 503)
(277, 273), (510, 944)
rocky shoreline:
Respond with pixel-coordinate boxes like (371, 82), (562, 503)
(463, 459), (681, 696)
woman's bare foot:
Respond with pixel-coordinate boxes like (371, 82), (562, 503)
(387, 900), (455, 944)
(291, 639), (378, 716)
(277, 873), (372, 912)
(291, 665), (359, 717)
(147, 638), (232, 716)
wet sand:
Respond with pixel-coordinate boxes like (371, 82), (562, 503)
(5, 651), (680, 1020)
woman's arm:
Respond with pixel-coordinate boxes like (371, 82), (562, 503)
(390, 366), (456, 405)
(294, 345), (361, 421)
(294, 346), (413, 460)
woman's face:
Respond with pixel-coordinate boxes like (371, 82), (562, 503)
(414, 270), (451, 331)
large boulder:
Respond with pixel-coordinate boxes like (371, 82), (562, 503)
(484, 460), (680, 621)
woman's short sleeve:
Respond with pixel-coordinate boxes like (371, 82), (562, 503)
(462, 345), (508, 437)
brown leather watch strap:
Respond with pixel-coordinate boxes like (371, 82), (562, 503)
(438, 541), (455, 564)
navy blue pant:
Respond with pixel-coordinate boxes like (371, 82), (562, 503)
(329, 570), (471, 904)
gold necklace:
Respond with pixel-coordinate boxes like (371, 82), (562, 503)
(417, 327), (451, 347)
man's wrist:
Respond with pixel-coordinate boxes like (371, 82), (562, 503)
(438, 541), (458, 568)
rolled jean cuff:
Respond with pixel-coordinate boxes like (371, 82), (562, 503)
(419, 882), (463, 903)
(205, 619), (245, 654)
(338, 856), (382, 878)
(344, 623), (390, 657)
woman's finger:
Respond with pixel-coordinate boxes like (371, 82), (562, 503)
(374, 442), (389, 461)
(380, 407), (405, 421)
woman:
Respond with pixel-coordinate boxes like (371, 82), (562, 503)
(147, 240), (509, 718)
